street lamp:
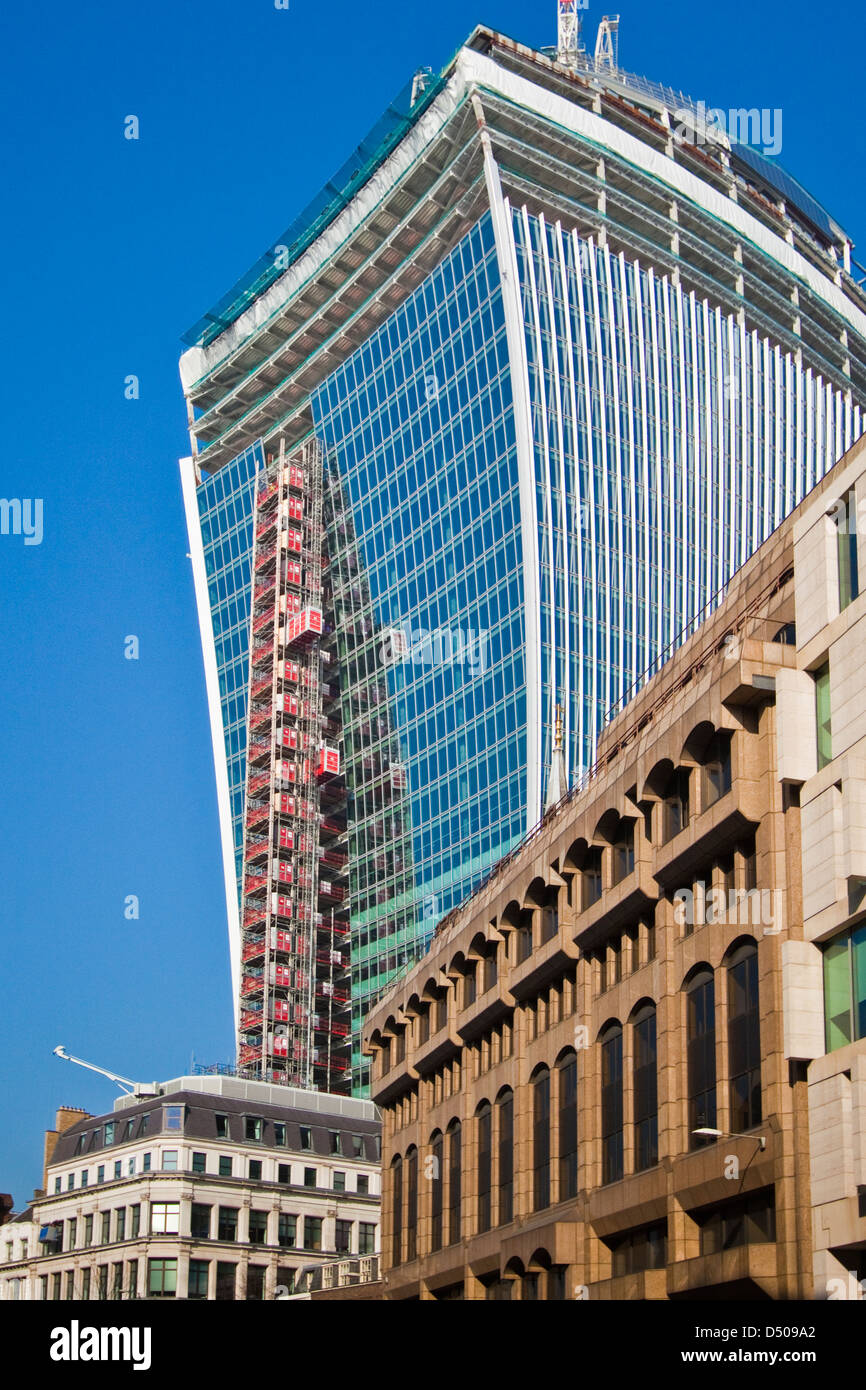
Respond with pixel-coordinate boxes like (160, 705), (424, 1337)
(692, 1127), (766, 1150)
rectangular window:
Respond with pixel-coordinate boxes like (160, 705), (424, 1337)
(248, 1210), (267, 1245)
(151, 1203), (180, 1236)
(662, 768), (690, 842)
(335, 1219), (353, 1253)
(104, 1122), (115, 1146)
(113, 1161), (121, 1180)
(329, 1131), (342, 1155)
(333, 1170), (346, 1192)
(163, 1105), (184, 1133)
(148, 1258), (177, 1298)
(130, 1205), (140, 1238)
(81, 1268), (91, 1299)
(161, 1150), (178, 1172)
(116, 1208), (126, 1242)
(273, 1123), (286, 1147)
(824, 925), (866, 1050)
(836, 487), (860, 610)
(96, 1165), (104, 1185)
(299, 1126), (312, 1150)
(276, 1266), (295, 1296)
(698, 1189), (776, 1255)
(191, 1204), (211, 1240)
(303, 1167), (316, 1188)
(815, 663), (832, 769)
(101, 1212), (111, 1244)
(249, 1159), (262, 1181)
(582, 849), (603, 908)
(245, 1117), (263, 1142)
(701, 733), (733, 808)
(80, 1170), (88, 1188)
(215, 1262), (236, 1300)
(218, 1208), (238, 1242)
(278, 1214), (296, 1248)
(83, 1215), (94, 1247)
(111, 1263), (123, 1300)
(215, 1114), (229, 1139)
(277, 1163), (291, 1185)
(96, 1265), (108, 1301)
(358, 1222), (376, 1255)
(188, 1259), (209, 1300)
(192, 1151), (206, 1175)
(52, 1272), (61, 1301)
(142, 1153), (151, 1173)
(218, 1155), (232, 1178)
(246, 1265), (267, 1300)
(303, 1217), (322, 1251)
(357, 1174), (369, 1196)
(610, 1222), (667, 1276)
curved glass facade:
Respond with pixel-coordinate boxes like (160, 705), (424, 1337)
(312, 213), (527, 1058)
(511, 206), (862, 801)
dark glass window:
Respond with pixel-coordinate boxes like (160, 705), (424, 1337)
(497, 1092), (513, 1225)
(727, 944), (762, 1130)
(406, 1149), (417, 1261)
(218, 1155), (232, 1178)
(662, 767), (690, 842)
(277, 1163), (291, 1184)
(698, 1189), (776, 1255)
(633, 1005), (658, 1171)
(246, 1265), (266, 1300)
(532, 1069), (551, 1210)
(215, 1114), (228, 1139)
(244, 1117), (262, 1142)
(215, 1263), (236, 1300)
(303, 1217), (322, 1251)
(335, 1220), (353, 1253)
(278, 1214), (296, 1248)
(516, 913), (533, 963)
(687, 969), (717, 1147)
(610, 1222), (667, 1276)
(613, 821), (635, 883)
(477, 1105), (492, 1233)
(248, 1210), (267, 1245)
(188, 1260), (209, 1300)
(192, 1151), (206, 1175)
(249, 1159), (262, 1181)
(217, 1207), (238, 1242)
(701, 733), (732, 808)
(190, 1204), (210, 1240)
(430, 1133), (443, 1251)
(447, 1121), (462, 1245)
(558, 1054), (578, 1199)
(391, 1156), (403, 1266)
(359, 1221), (376, 1255)
(601, 1025), (624, 1183)
(582, 848), (603, 908)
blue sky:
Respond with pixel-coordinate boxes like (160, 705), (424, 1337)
(0, 0), (863, 1206)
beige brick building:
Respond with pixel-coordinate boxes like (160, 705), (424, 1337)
(364, 434), (866, 1300)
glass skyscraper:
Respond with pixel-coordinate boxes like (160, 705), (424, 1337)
(180, 25), (866, 1089)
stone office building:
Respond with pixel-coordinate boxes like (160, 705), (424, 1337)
(364, 433), (866, 1300)
(1, 1074), (380, 1301)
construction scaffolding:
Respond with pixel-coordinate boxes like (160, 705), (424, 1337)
(238, 438), (351, 1092)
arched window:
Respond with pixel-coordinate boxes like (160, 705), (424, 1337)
(600, 1023), (623, 1183)
(557, 1052), (578, 1200)
(633, 1004), (658, 1172)
(727, 943), (762, 1130)
(476, 1103), (492, 1234)
(532, 1067), (551, 1210)
(497, 1089), (514, 1225)
(447, 1120), (461, 1245)
(687, 968), (717, 1148)
(405, 1147), (418, 1262)
(390, 1155), (402, 1267)
(430, 1131), (443, 1251)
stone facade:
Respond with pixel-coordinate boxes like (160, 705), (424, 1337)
(363, 433), (866, 1300)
